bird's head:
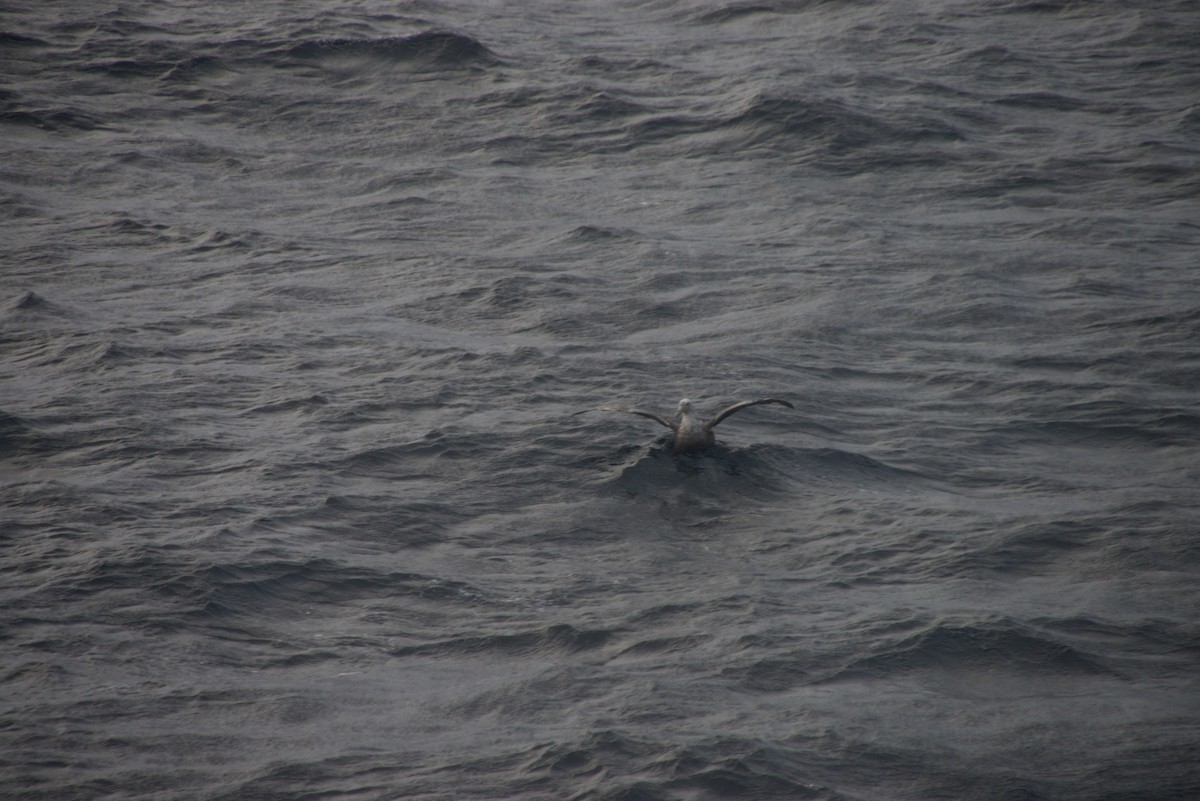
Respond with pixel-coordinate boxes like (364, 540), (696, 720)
(677, 398), (694, 415)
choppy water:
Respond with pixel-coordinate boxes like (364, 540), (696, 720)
(3, 2), (1199, 799)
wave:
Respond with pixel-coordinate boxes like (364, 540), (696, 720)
(391, 623), (616, 658)
(722, 93), (962, 150)
(611, 92), (967, 164)
(475, 85), (968, 166)
(5, 290), (54, 313)
(0, 105), (109, 131)
(0, 31), (49, 48)
(725, 618), (1115, 694)
(829, 620), (1114, 681)
(594, 442), (796, 501)
(448, 731), (835, 800)
(284, 30), (497, 70)
(991, 399), (1200, 448)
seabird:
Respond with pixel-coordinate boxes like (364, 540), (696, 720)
(574, 397), (793, 454)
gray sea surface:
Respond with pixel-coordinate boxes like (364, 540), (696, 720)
(2, 1), (1199, 799)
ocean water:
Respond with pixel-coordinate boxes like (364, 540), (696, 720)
(2, 1), (1198, 799)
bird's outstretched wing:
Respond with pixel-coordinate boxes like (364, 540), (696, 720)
(573, 406), (677, 431)
(705, 398), (793, 430)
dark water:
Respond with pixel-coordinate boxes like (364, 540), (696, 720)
(3, 1), (1199, 799)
